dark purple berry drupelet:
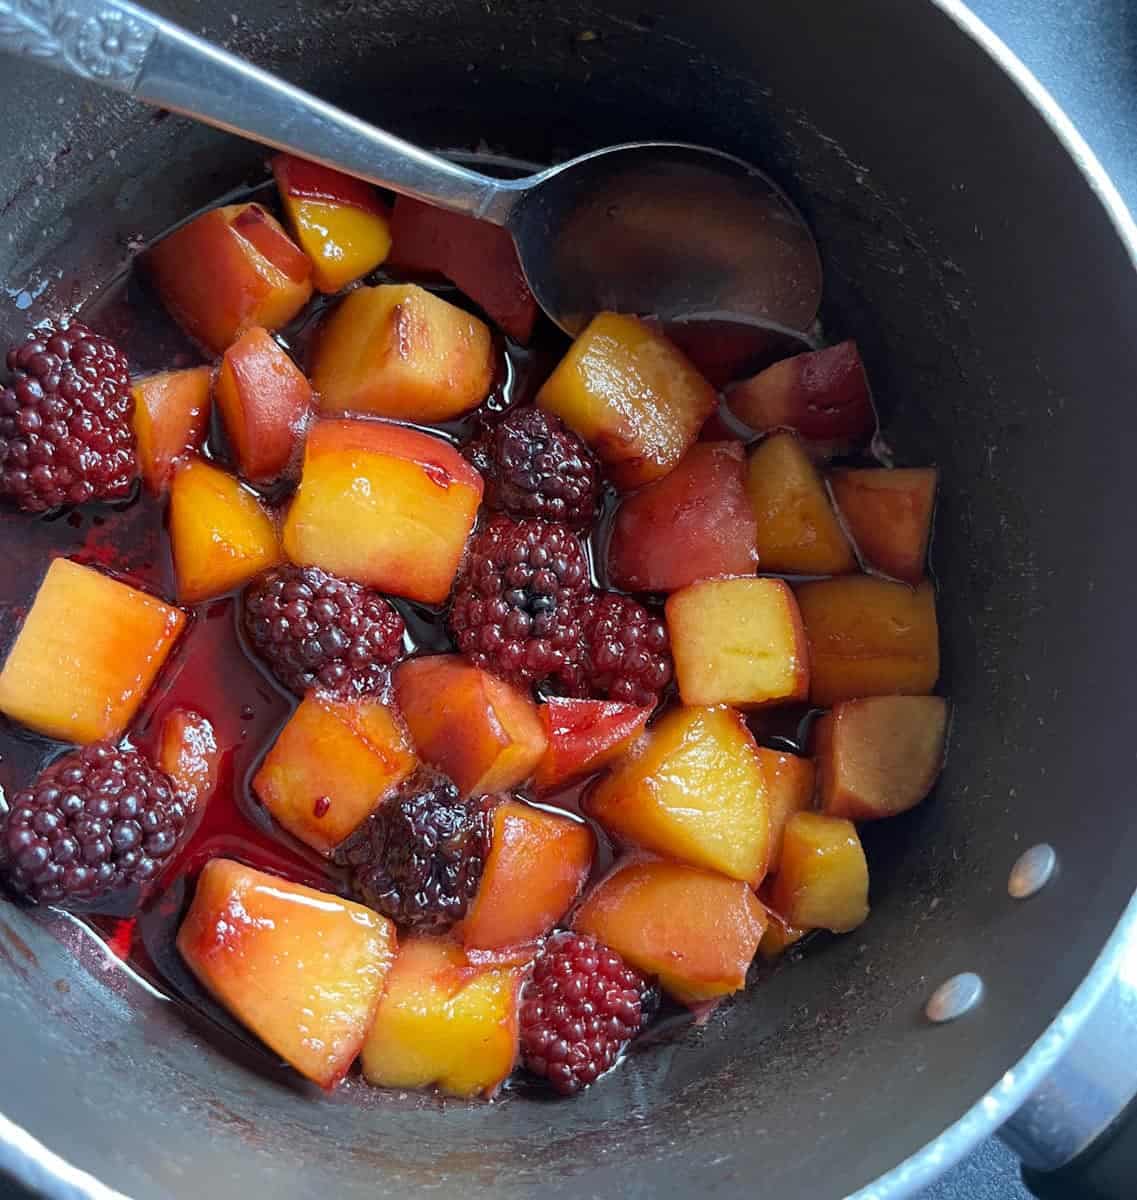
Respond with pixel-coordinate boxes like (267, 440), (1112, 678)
(520, 931), (651, 1096)
(558, 592), (673, 707)
(243, 564), (406, 697)
(0, 321), (137, 512)
(0, 742), (188, 906)
(449, 515), (591, 687)
(335, 770), (491, 932)
(467, 407), (601, 528)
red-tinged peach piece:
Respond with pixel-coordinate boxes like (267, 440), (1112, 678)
(813, 695), (949, 821)
(311, 284), (493, 422)
(758, 908), (808, 960)
(360, 936), (525, 1097)
(169, 458), (281, 604)
(158, 708), (221, 811)
(769, 812), (869, 933)
(666, 577), (809, 708)
(533, 697), (652, 791)
(0, 558), (185, 744)
(177, 858), (396, 1089)
(573, 859), (768, 1006)
(283, 419), (482, 604)
(795, 577), (940, 706)
(387, 196), (538, 343)
(829, 467), (938, 585)
(587, 706), (771, 886)
(726, 340), (875, 446)
(755, 748), (816, 874)
(145, 203), (313, 354)
(607, 443), (758, 592)
(393, 655), (546, 797)
(215, 327), (311, 484)
(537, 313), (717, 490)
(132, 367), (212, 494)
(746, 432), (856, 575)
(253, 694), (416, 854)
(272, 154), (392, 293)
(459, 800), (594, 951)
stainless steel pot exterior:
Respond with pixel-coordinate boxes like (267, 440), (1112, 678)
(1, 2), (1137, 1198)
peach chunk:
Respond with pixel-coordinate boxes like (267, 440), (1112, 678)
(394, 656), (546, 797)
(537, 313), (717, 490)
(813, 695), (949, 821)
(459, 800), (594, 951)
(272, 154), (392, 293)
(726, 341), (875, 447)
(758, 909), (808, 960)
(253, 694), (416, 854)
(532, 697), (652, 792)
(215, 327), (312, 484)
(607, 443), (758, 592)
(360, 936), (525, 1098)
(0, 558), (185, 744)
(746, 432), (856, 575)
(587, 706), (771, 886)
(169, 458), (281, 603)
(756, 748), (816, 874)
(829, 467), (938, 585)
(666, 577), (809, 708)
(795, 577), (940, 706)
(146, 203), (313, 354)
(178, 858), (396, 1089)
(132, 366), (212, 494)
(769, 812), (869, 933)
(158, 708), (221, 811)
(311, 284), (493, 422)
(573, 860), (768, 1006)
(282, 419), (482, 604)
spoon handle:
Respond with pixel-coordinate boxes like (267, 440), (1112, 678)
(0, 0), (518, 221)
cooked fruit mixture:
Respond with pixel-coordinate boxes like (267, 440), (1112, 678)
(0, 154), (949, 1100)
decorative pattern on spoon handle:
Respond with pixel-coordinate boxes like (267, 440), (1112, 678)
(0, 0), (153, 84)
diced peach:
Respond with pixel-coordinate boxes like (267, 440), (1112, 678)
(756, 748), (816, 874)
(283, 419), (482, 604)
(587, 706), (771, 886)
(607, 443), (758, 591)
(795, 577), (940, 706)
(727, 341), (875, 446)
(177, 858), (396, 1088)
(666, 578), (809, 708)
(360, 936), (525, 1097)
(169, 459), (281, 603)
(533, 697), (652, 792)
(769, 812), (869, 933)
(0, 558), (185, 744)
(272, 154), (392, 293)
(394, 656), (546, 796)
(458, 800), (594, 951)
(758, 908), (807, 960)
(158, 709), (221, 811)
(253, 695), (416, 854)
(829, 467), (937, 585)
(573, 860), (768, 1006)
(311, 284), (493, 422)
(146, 203), (313, 354)
(388, 196), (537, 343)
(215, 328), (311, 484)
(813, 695), (948, 821)
(537, 313), (717, 490)
(746, 432), (856, 575)
(132, 367), (212, 494)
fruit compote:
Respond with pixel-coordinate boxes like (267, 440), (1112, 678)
(0, 153), (948, 1101)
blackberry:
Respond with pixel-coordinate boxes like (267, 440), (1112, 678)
(0, 742), (187, 906)
(0, 321), (136, 511)
(558, 592), (672, 707)
(243, 565), (405, 697)
(449, 515), (591, 687)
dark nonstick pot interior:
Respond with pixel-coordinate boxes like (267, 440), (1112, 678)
(2, 1), (1137, 1197)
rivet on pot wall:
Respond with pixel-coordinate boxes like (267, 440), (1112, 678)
(1008, 844), (1057, 900)
(926, 973), (984, 1024)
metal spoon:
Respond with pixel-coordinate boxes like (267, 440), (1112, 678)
(0, 0), (822, 337)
